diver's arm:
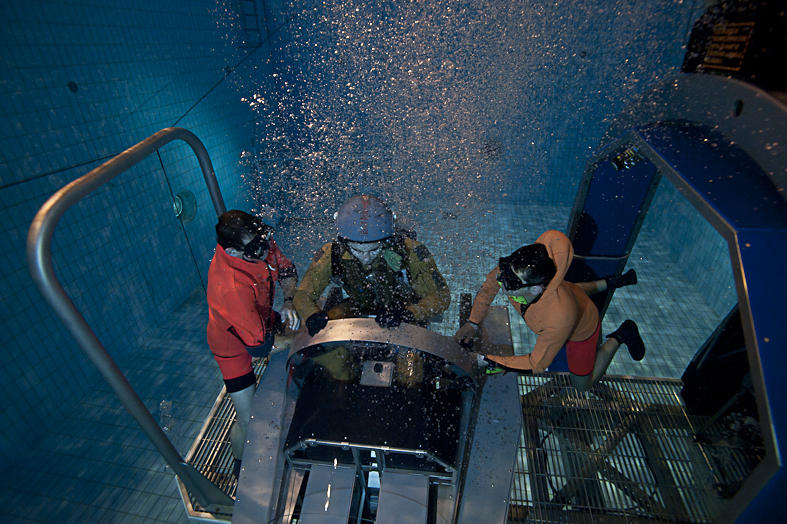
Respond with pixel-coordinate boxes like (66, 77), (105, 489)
(293, 244), (333, 320)
(404, 240), (451, 322)
(467, 267), (501, 325)
(489, 311), (575, 372)
(267, 240), (299, 301)
(485, 353), (535, 371)
(526, 322), (574, 372)
(574, 280), (604, 295)
(278, 275), (299, 330)
(224, 286), (270, 346)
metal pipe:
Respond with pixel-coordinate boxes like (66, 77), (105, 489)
(26, 127), (231, 511)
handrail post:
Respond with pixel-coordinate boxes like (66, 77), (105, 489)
(27, 128), (232, 512)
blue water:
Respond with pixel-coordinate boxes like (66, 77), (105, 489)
(1, 0), (735, 521)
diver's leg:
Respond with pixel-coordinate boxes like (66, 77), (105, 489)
(575, 269), (638, 296)
(571, 337), (622, 391)
(567, 324), (602, 391)
(572, 319), (645, 391)
(229, 384), (255, 460)
(575, 280), (606, 295)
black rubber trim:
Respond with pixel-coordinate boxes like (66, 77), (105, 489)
(225, 371), (256, 393)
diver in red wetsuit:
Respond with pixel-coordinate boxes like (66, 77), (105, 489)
(207, 210), (299, 460)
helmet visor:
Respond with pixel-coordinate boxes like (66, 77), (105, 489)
(345, 240), (384, 265)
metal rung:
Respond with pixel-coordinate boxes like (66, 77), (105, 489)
(299, 464), (357, 523)
(376, 471), (429, 524)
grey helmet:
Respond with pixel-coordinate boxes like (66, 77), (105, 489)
(336, 195), (394, 242)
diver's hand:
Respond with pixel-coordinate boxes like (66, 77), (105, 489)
(375, 305), (415, 329)
(281, 300), (300, 331)
(454, 321), (479, 348)
(475, 354), (505, 375)
(306, 311), (328, 336)
(484, 354), (533, 374)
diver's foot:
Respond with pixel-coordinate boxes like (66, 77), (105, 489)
(607, 269), (637, 290)
(608, 320), (646, 361)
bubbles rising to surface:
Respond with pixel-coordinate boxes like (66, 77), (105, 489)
(212, 0), (698, 274)
(212, 1), (521, 261)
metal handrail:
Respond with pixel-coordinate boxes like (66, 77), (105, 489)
(26, 127), (233, 512)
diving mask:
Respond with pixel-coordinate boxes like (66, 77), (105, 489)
(243, 223), (274, 260)
(498, 281), (531, 305)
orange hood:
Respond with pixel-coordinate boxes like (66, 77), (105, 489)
(535, 230), (573, 295)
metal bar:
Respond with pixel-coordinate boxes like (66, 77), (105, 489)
(457, 372), (521, 524)
(198, 400), (233, 461)
(350, 447), (366, 524)
(299, 463), (357, 524)
(279, 469), (305, 524)
(566, 430), (664, 514)
(184, 384), (232, 465)
(292, 439), (456, 474)
(187, 359), (268, 497)
(523, 415), (549, 514)
(26, 127), (230, 511)
(290, 318), (479, 379)
(234, 351), (297, 524)
(635, 414), (691, 519)
(512, 375), (759, 522)
(376, 471), (430, 524)
(549, 405), (639, 506)
(598, 382), (681, 517)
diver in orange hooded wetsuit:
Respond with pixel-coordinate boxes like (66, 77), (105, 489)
(456, 230), (643, 390)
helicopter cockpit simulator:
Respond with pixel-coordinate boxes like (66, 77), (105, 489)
(231, 316), (520, 523)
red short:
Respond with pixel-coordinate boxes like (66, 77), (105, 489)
(207, 326), (253, 381)
(565, 322), (600, 376)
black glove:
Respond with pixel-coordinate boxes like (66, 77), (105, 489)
(306, 311), (329, 336)
(375, 304), (415, 329)
(272, 310), (284, 335)
(455, 322), (479, 349)
(606, 269), (637, 290)
(246, 332), (274, 358)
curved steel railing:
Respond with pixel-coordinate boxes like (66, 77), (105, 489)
(289, 317), (480, 379)
(27, 127), (232, 512)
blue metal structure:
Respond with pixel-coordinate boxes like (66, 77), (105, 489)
(568, 74), (787, 522)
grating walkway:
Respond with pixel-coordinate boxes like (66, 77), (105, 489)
(181, 359), (268, 520)
(509, 373), (759, 524)
(181, 366), (762, 523)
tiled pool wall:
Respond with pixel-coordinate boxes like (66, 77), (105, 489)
(0, 1), (266, 471)
(607, 176), (738, 378)
(644, 176), (738, 319)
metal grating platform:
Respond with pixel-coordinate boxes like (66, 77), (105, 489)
(179, 359), (268, 520)
(180, 364), (763, 523)
(509, 373), (761, 524)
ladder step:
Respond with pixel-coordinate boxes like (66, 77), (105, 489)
(376, 471), (429, 524)
(299, 464), (357, 523)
